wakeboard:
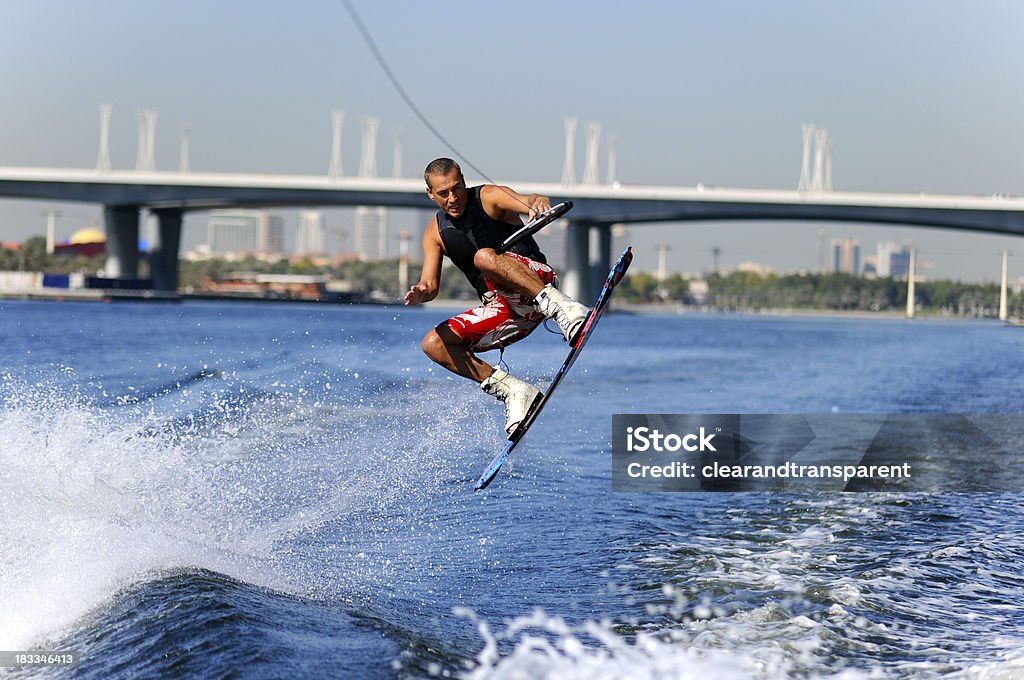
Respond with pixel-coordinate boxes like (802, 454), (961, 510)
(474, 245), (634, 490)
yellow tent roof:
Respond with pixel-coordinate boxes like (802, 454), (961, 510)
(69, 227), (105, 244)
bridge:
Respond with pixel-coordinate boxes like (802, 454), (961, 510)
(2, 165), (1024, 303)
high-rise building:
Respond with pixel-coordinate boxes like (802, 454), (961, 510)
(889, 248), (912, 279)
(260, 213), (284, 255)
(208, 210), (259, 255)
(207, 210), (285, 257)
(831, 238), (861, 275)
(876, 241), (897, 277)
(351, 115), (390, 261)
(353, 206), (389, 260)
(876, 240), (913, 279)
(296, 210), (326, 255)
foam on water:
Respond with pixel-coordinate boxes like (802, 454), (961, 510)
(454, 607), (871, 680)
(453, 603), (1024, 680)
(446, 493), (1024, 679)
(0, 373), (282, 648)
(0, 366), (485, 651)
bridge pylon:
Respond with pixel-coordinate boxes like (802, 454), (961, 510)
(561, 116), (577, 186)
(96, 104), (112, 173)
(135, 110), (158, 172)
(179, 125), (191, 173)
(799, 123), (832, 192)
(582, 122), (602, 185)
(606, 134), (617, 186)
(329, 110), (345, 180)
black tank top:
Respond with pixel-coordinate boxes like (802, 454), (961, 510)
(436, 185), (547, 298)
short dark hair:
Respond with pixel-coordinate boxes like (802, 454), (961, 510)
(424, 157), (462, 188)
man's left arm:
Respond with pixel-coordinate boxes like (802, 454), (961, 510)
(480, 184), (551, 222)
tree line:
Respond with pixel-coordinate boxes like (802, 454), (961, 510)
(3, 239), (1018, 317)
(687, 270), (1018, 318)
(184, 258), (1017, 317)
(0, 237), (105, 277)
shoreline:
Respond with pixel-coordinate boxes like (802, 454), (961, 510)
(0, 287), (180, 303)
(0, 290), (1011, 322)
(611, 301), (1006, 322)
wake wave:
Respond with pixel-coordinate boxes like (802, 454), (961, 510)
(92, 368), (226, 407)
(0, 367), (485, 650)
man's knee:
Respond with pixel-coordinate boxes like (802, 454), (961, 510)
(422, 324), (464, 360)
(421, 328), (443, 359)
(473, 248), (498, 273)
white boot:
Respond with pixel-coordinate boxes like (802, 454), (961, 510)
(481, 368), (542, 436)
(534, 284), (590, 344)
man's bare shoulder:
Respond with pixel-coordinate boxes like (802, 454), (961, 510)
(478, 184), (521, 220)
(423, 215), (446, 252)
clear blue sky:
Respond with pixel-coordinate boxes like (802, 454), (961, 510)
(1, 0), (1023, 281)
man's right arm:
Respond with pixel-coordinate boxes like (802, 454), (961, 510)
(404, 218), (443, 306)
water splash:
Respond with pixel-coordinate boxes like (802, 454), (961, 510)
(0, 366), (485, 650)
(453, 607), (839, 680)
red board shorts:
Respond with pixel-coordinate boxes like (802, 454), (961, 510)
(447, 252), (558, 352)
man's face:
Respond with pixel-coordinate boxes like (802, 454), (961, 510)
(426, 169), (468, 218)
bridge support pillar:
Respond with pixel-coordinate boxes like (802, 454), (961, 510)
(562, 220), (591, 304)
(591, 224), (612, 293)
(151, 208), (182, 291)
(103, 205), (140, 278)
(561, 221), (614, 306)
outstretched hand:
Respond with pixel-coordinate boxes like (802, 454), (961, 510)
(404, 283), (431, 306)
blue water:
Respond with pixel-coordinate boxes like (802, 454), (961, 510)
(3, 300), (1024, 678)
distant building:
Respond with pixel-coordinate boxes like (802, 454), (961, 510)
(296, 210), (326, 255)
(208, 210), (259, 255)
(862, 256), (878, 278)
(203, 272), (328, 300)
(207, 210), (285, 257)
(889, 248), (912, 279)
(54, 227), (106, 257)
(831, 238), (861, 275)
(260, 213), (284, 254)
(876, 240), (913, 279)
(737, 261), (776, 276)
(353, 206), (389, 260)
(686, 278), (709, 305)
(184, 244), (211, 261)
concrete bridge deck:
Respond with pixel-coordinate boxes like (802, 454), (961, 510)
(3, 166), (1024, 302)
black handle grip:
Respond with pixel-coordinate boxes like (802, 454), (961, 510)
(495, 201), (574, 254)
